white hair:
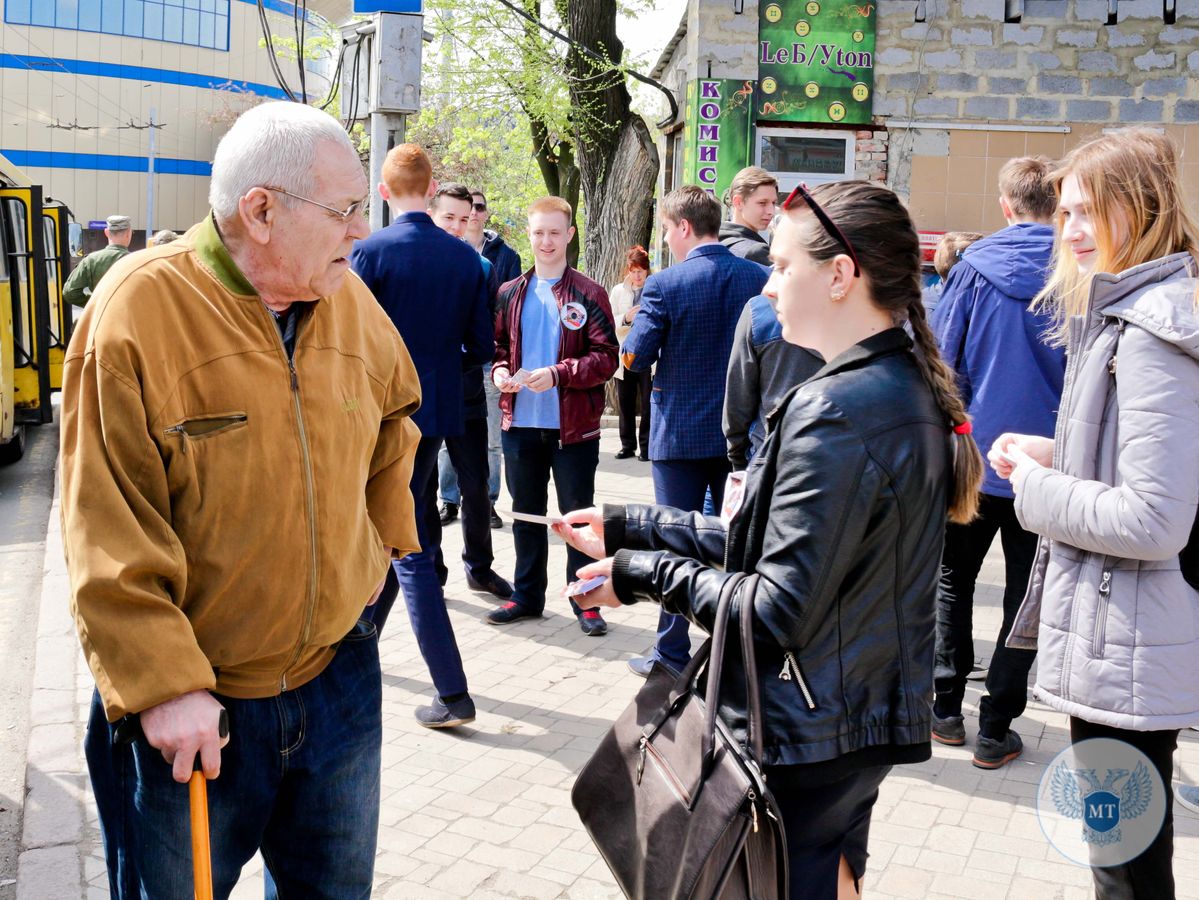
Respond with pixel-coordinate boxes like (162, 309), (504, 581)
(208, 101), (356, 222)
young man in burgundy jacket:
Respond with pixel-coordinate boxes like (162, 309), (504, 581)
(488, 196), (618, 635)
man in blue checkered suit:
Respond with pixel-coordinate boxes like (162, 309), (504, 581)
(621, 185), (770, 676)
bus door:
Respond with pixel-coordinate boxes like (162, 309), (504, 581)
(0, 186), (53, 424)
(43, 203), (73, 388)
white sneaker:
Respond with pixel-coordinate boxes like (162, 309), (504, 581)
(1175, 783), (1199, 815)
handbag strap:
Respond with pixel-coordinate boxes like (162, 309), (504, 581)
(738, 573), (764, 762)
(700, 572), (748, 773)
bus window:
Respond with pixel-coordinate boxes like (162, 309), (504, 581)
(5, 198), (27, 282)
(43, 215), (58, 287)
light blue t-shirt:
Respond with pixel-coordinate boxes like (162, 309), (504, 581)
(512, 275), (561, 429)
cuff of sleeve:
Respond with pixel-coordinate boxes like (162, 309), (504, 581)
(610, 550), (640, 605)
(551, 363), (565, 386)
(603, 503), (627, 557)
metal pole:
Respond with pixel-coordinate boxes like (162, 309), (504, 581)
(368, 112), (406, 233)
(146, 107), (156, 245)
(369, 110), (388, 233)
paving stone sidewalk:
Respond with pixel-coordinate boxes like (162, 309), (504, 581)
(16, 427), (1199, 899)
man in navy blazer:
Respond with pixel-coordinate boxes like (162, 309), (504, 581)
(622, 185), (769, 676)
(350, 144), (493, 729)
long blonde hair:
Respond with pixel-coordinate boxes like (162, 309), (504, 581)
(1036, 128), (1199, 336)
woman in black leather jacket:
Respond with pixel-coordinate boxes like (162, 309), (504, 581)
(556, 181), (983, 899)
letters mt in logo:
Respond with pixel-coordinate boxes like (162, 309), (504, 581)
(1049, 761), (1153, 847)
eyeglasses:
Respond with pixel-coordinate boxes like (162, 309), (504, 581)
(265, 187), (369, 222)
(782, 182), (861, 278)
(472, 202), (487, 212)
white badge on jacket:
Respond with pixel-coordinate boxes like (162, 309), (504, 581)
(561, 301), (588, 331)
(720, 471), (747, 527)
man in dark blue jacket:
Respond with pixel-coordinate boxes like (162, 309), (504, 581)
(622, 186), (769, 676)
(350, 145), (494, 729)
(930, 156), (1065, 769)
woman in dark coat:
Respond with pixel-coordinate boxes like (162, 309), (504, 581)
(556, 181), (983, 899)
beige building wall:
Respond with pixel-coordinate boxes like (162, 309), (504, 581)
(905, 124), (1199, 235)
(1, 1), (333, 236)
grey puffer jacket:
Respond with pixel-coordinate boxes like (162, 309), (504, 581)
(1009, 252), (1199, 731)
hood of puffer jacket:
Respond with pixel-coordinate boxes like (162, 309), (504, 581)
(1101, 253), (1199, 360)
(960, 223), (1055, 301)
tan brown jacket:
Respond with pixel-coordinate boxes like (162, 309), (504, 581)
(61, 215), (421, 721)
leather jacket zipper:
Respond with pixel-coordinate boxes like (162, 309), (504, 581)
(270, 311), (318, 692)
(1093, 568), (1112, 656)
(778, 651), (817, 709)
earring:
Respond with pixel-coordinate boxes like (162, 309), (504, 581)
(830, 287), (845, 301)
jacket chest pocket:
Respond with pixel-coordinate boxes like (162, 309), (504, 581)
(164, 412), (249, 453)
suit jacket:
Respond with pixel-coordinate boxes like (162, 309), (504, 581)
(623, 243), (769, 460)
(351, 211), (493, 438)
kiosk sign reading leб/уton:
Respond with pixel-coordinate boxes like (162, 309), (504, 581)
(756, 0), (876, 125)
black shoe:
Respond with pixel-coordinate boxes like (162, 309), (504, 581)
(932, 714), (966, 746)
(439, 502), (459, 525)
(489, 505), (503, 529)
(415, 694), (476, 728)
(638, 452), (650, 462)
(486, 601), (542, 625)
(578, 609), (607, 636)
(973, 729), (1023, 769)
(615, 447), (635, 459)
(465, 567), (514, 600)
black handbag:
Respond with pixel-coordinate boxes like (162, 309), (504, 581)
(571, 573), (788, 899)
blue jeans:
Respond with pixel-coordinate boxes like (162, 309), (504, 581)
(85, 620), (382, 899)
(502, 426), (599, 616)
(650, 457), (731, 671)
(369, 434), (469, 698)
(439, 380), (502, 504)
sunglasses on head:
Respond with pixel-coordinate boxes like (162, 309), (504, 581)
(782, 183), (861, 278)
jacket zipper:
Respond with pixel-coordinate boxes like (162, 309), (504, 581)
(272, 311), (319, 692)
(778, 651), (817, 709)
(1093, 567), (1112, 656)
(163, 415), (248, 452)
(1056, 314), (1088, 701)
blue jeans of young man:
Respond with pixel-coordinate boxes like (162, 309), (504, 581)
(650, 457), (731, 672)
(367, 434), (469, 699)
(433, 416), (498, 584)
(85, 620), (382, 899)
(439, 380), (502, 504)
(503, 426), (599, 616)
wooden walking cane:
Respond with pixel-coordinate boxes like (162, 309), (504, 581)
(189, 762), (214, 900)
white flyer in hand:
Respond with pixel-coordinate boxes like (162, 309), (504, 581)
(508, 368), (535, 386)
(506, 510), (565, 526)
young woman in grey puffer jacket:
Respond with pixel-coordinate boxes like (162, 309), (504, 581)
(992, 128), (1199, 900)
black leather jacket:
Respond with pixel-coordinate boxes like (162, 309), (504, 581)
(608, 329), (951, 777)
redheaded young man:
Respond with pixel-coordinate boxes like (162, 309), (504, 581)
(488, 196), (618, 635)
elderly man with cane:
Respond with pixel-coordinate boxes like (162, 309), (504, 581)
(60, 101), (422, 898)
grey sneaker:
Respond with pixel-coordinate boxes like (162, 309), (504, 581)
(932, 714), (966, 746)
(1175, 783), (1199, 814)
(973, 729), (1023, 769)
(415, 694), (476, 729)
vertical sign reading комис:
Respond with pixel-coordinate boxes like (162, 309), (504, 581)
(756, 1), (876, 125)
(682, 79), (755, 201)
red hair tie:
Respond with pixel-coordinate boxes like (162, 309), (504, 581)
(952, 422), (972, 435)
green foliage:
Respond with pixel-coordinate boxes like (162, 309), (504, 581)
(407, 104), (552, 264)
